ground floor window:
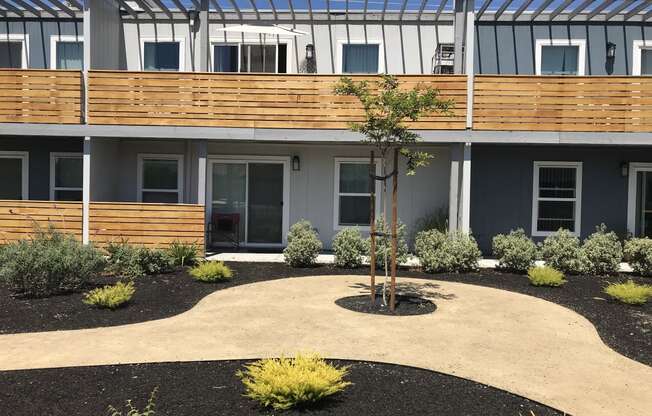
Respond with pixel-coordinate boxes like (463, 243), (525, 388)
(0, 151), (28, 199)
(334, 158), (380, 230)
(532, 161), (582, 236)
(50, 153), (82, 201)
(137, 154), (183, 203)
(627, 163), (652, 237)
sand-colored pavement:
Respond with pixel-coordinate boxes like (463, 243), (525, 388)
(1, 275), (650, 416)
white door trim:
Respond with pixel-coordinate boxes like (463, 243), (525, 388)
(627, 162), (652, 236)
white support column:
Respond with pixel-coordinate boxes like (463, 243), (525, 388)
(82, 1), (91, 124)
(465, 0), (475, 129)
(459, 142), (472, 233)
(453, 0), (466, 74)
(82, 136), (91, 245)
(199, 0), (209, 72)
(448, 143), (463, 232)
(197, 139), (207, 205)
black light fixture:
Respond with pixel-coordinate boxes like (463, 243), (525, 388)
(305, 44), (315, 60)
(292, 155), (301, 171)
(188, 10), (200, 32)
(621, 162), (629, 177)
(606, 42), (617, 59)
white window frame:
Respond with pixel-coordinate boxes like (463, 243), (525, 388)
(140, 38), (185, 71)
(137, 154), (184, 203)
(531, 161), (582, 237)
(49, 35), (83, 70)
(535, 39), (586, 76)
(0, 151), (28, 200)
(336, 40), (385, 74)
(626, 162), (652, 236)
(632, 40), (652, 76)
(209, 40), (292, 73)
(49, 152), (83, 201)
(333, 158), (382, 231)
(0, 33), (29, 69)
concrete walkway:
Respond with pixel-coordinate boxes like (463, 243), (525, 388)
(1, 275), (650, 416)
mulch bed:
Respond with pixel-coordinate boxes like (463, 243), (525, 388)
(335, 293), (436, 315)
(0, 360), (562, 416)
(0, 262), (650, 366)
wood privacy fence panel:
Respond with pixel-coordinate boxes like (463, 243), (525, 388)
(88, 72), (467, 129)
(0, 200), (82, 243)
(474, 76), (652, 132)
(0, 69), (82, 124)
(89, 202), (205, 250)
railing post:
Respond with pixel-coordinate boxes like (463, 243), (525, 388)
(82, 136), (91, 245)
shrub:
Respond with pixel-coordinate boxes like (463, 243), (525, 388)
(492, 229), (537, 273)
(415, 230), (481, 273)
(539, 229), (583, 275)
(366, 217), (409, 269)
(580, 224), (622, 275)
(332, 227), (366, 268)
(413, 206), (448, 234)
(83, 281), (135, 309)
(189, 261), (233, 282)
(236, 353), (351, 411)
(167, 240), (198, 267)
(623, 238), (652, 277)
(107, 387), (158, 416)
(106, 241), (173, 279)
(0, 227), (105, 297)
(283, 220), (323, 267)
(527, 266), (566, 287)
(604, 280), (652, 305)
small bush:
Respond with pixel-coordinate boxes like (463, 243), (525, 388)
(624, 237), (652, 277)
(167, 240), (198, 267)
(189, 261), (233, 282)
(366, 217), (409, 269)
(527, 266), (566, 287)
(604, 280), (652, 305)
(332, 227), (366, 268)
(83, 281), (135, 309)
(539, 229), (583, 275)
(283, 220), (323, 267)
(236, 353), (351, 411)
(580, 224), (622, 275)
(415, 230), (481, 273)
(0, 227), (106, 297)
(107, 386), (158, 416)
(492, 229), (537, 273)
(106, 241), (173, 279)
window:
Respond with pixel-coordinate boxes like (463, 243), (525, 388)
(51, 36), (83, 70)
(142, 41), (183, 71)
(213, 45), (238, 72)
(0, 151), (28, 200)
(633, 40), (652, 75)
(0, 35), (28, 69)
(50, 153), (82, 201)
(334, 159), (380, 229)
(212, 43), (287, 73)
(535, 39), (585, 76)
(341, 43), (380, 74)
(137, 154), (183, 203)
(532, 162), (582, 236)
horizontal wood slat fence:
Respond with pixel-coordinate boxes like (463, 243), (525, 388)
(0, 69), (82, 124)
(89, 202), (205, 250)
(0, 200), (82, 243)
(474, 76), (652, 132)
(88, 72), (467, 130)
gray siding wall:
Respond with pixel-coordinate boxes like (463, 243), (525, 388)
(474, 22), (652, 75)
(89, 0), (124, 69)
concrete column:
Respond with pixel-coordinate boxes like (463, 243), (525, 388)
(448, 143), (463, 232)
(199, 0), (210, 72)
(459, 143), (472, 233)
(82, 137), (91, 244)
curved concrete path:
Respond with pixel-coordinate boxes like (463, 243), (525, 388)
(1, 275), (651, 416)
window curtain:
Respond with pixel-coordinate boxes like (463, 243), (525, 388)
(342, 44), (379, 74)
(56, 42), (83, 70)
(642, 49), (652, 75)
(541, 45), (579, 75)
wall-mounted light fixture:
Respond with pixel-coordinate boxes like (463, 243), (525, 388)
(305, 44), (315, 60)
(606, 42), (617, 59)
(188, 10), (200, 32)
(292, 156), (301, 171)
(621, 162), (629, 177)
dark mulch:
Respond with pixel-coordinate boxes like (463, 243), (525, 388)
(335, 293), (436, 315)
(0, 360), (562, 416)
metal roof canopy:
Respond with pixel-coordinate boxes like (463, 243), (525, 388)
(0, 0), (82, 18)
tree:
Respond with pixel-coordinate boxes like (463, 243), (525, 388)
(334, 74), (453, 311)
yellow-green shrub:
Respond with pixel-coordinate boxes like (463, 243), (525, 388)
(189, 261), (233, 282)
(527, 266), (566, 287)
(83, 281), (135, 309)
(236, 353), (351, 410)
(604, 280), (652, 305)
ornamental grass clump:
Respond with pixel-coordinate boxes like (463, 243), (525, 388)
(415, 230), (481, 273)
(539, 229), (583, 275)
(604, 280), (652, 305)
(106, 241), (173, 279)
(623, 237), (652, 277)
(527, 266), (566, 287)
(332, 227), (366, 268)
(107, 387), (158, 416)
(236, 353), (351, 411)
(167, 240), (198, 267)
(283, 220), (323, 267)
(492, 229), (538, 273)
(83, 281), (135, 309)
(189, 261), (233, 282)
(580, 224), (622, 276)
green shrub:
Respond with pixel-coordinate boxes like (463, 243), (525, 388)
(83, 281), (135, 309)
(492, 229), (538, 273)
(527, 266), (566, 287)
(106, 241), (173, 279)
(580, 224), (622, 275)
(0, 227), (105, 297)
(415, 230), (481, 273)
(283, 220), (323, 267)
(332, 227), (366, 268)
(236, 353), (351, 411)
(623, 237), (652, 276)
(189, 261), (233, 282)
(366, 217), (409, 269)
(539, 229), (583, 275)
(604, 280), (652, 305)
(107, 387), (158, 416)
(167, 240), (198, 267)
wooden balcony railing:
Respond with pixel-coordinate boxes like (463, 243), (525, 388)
(0, 69), (82, 124)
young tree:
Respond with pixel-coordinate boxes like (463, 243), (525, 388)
(334, 74), (453, 311)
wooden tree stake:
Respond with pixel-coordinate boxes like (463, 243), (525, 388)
(369, 150), (376, 304)
(389, 148), (398, 312)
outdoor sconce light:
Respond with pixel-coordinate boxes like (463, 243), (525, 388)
(305, 44), (315, 60)
(606, 42), (617, 59)
(292, 156), (301, 171)
(188, 10), (200, 32)
(621, 162), (629, 177)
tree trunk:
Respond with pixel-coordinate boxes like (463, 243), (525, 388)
(369, 151), (376, 304)
(389, 148), (398, 312)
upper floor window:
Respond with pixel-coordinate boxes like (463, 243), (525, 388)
(212, 43), (287, 73)
(535, 39), (586, 76)
(0, 35), (28, 69)
(341, 43), (381, 74)
(633, 40), (652, 75)
(50, 153), (82, 201)
(51, 36), (83, 70)
(532, 161), (582, 237)
(137, 154), (184, 203)
(143, 41), (183, 71)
